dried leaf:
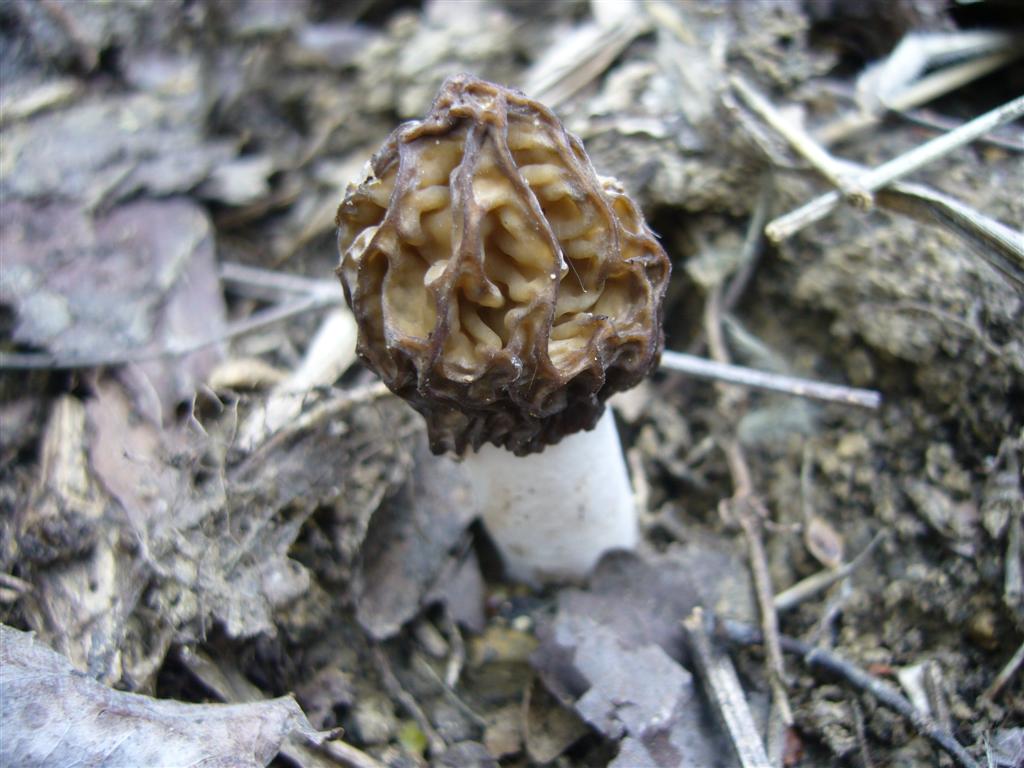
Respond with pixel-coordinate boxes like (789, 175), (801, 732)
(804, 515), (845, 570)
(532, 549), (748, 767)
(355, 433), (476, 640)
(0, 198), (226, 417)
(523, 677), (589, 764)
(1, 93), (234, 206)
(18, 395), (146, 685)
(0, 625), (320, 768)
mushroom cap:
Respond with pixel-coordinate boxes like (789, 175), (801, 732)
(337, 74), (670, 456)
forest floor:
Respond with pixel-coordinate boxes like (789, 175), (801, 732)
(1, 1), (1022, 767)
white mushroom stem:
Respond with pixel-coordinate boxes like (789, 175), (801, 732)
(464, 408), (637, 584)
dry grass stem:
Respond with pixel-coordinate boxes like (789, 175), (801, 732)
(731, 75), (856, 192)
(730, 76), (1023, 288)
(719, 618), (981, 768)
(220, 261), (339, 301)
(819, 48), (1022, 146)
(981, 640), (1024, 704)
(372, 646), (447, 757)
(766, 94), (1024, 242)
(773, 531), (886, 612)
(704, 285), (793, 727)
(660, 350), (882, 408)
(683, 608), (772, 768)
(874, 183), (1024, 290)
(321, 740), (389, 768)
(0, 293), (340, 370)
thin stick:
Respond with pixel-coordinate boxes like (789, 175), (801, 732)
(730, 74), (1024, 290)
(439, 607), (466, 689)
(683, 608), (772, 768)
(705, 286), (793, 727)
(371, 646), (446, 757)
(660, 350), (882, 409)
(734, 490), (793, 727)
(850, 695), (877, 768)
(767, 94), (1024, 242)
(321, 740), (388, 768)
(980, 640), (1024, 704)
(220, 261), (339, 300)
(719, 618), (981, 768)
(731, 75), (856, 192)
(875, 182), (1024, 290)
(774, 531), (886, 612)
(722, 182), (771, 314)
(818, 49), (1022, 146)
(0, 294), (339, 370)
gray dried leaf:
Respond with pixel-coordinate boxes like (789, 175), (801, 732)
(425, 547), (486, 634)
(355, 433), (476, 640)
(532, 549), (746, 766)
(0, 625), (320, 768)
(548, 544), (752, 659)
(1, 93), (235, 206)
(85, 376), (306, 644)
(0, 198), (226, 417)
(231, 394), (415, 597)
(534, 609), (734, 768)
(198, 154), (276, 206)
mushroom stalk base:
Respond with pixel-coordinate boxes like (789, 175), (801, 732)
(465, 409), (637, 584)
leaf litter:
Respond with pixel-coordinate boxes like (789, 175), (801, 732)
(1, 0), (1022, 766)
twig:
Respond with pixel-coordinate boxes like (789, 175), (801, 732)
(732, 76), (1024, 289)
(980, 640), (1024, 704)
(818, 48), (1023, 146)
(774, 531), (886, 612)
(722, 182), (772, 315)
(410, 651), (487, 728)
(805, 578), (851, 651)
(705, 285), (793, 727)
(731, 75), (858, 194)
(220, 261), (339, 301)
(321, 740), (388, 768)
(850, 695), (877, 768)
(874, 182), (1024, 291)
(718, 618), (981, 768)
(733, 492), (793, 727)
(0, 293), (340, 370)
(232, 382), (390, 473)
(660, 350), (882, 409)
(439, 607), (466, 689)
(898, 104), (1024, 153)
(683, 607), (772, 768)
(371, 646), (446, 757)
(766, 94), (1024, 242)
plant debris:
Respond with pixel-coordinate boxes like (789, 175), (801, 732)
(1, 1), (1021, 766)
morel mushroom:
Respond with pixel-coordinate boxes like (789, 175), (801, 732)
(337, 74), (670, 582)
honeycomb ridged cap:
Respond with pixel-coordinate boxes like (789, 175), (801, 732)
(337, 74), (670, 456)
